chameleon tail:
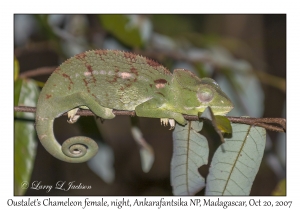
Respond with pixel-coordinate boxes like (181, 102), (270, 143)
(35, 114), (98, 163)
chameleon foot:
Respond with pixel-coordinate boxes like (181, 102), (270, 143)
(160, 118), (176, 130)
(67, 108), (80, 124)
(160, 118), (168, 126)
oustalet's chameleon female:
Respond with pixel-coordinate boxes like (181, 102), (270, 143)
(36, 50), (233, 163)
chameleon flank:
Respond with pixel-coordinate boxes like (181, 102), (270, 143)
(35, 50), (233, 163)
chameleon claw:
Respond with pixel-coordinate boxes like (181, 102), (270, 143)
(160, 118), (169, 126)
(160, 118), (175, 130)
(169, 119), (175, 130)
(67, 108), (80, 124)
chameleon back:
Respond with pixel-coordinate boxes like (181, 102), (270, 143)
(40, 50), (172, 111)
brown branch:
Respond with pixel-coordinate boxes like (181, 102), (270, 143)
(19, 66), (56, 78)
(14, 106), (286, 133)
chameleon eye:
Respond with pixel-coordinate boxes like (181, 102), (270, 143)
(197, 87), (214, 103)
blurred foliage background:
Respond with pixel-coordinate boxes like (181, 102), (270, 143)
(14, 14), (286, 196)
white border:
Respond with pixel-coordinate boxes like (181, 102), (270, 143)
(3, 1), (298, 209)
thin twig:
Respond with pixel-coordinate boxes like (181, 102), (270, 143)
(14, 106), (286, 133)
(19, 66), (56, 78)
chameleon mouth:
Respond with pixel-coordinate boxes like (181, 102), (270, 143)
(195, 105), (233, 116)
(215, 108), (233, 115)
(210, 105), (234, 115)
(197, 102), (233, 115)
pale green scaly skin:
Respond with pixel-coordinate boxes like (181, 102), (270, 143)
(35, 50), (233, 163)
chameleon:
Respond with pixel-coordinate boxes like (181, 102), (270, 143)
(35, 49), (233, 163)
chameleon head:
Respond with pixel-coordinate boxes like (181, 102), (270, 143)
(172, 69), (233, 116)
(195, 78), (233, 115)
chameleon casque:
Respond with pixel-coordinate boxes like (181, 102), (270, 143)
(35, 50), (233, 163)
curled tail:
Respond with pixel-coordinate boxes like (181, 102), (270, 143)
(35, 113), (98, 163)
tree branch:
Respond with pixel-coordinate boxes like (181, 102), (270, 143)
(14, 106), (286, 133)
(19, 66), (56, 78)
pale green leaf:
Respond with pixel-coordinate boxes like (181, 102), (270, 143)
(205, 123), (266, 195)
(99, 14), (144, 48)
(171, 121), (208, 195)
(216, 61), (264, 117)
(131, 126), (154, 173)
(14, 79), (39, 195)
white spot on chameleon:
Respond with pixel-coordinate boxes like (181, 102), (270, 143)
(155, 83), (165, 89)
(40, 134), (47, 140)
(93, 70), (98, 75)
(118, 72), (132, 79)
(221, 100), (224, 104)
(99, 70), (106, 75)
(108, 70), (115, 76)
(38, 116), (49, 121)
(84, 72), (92, 76)
(184, 106), (193, 110)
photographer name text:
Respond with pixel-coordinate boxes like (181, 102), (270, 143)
(21, 180), (91, 193)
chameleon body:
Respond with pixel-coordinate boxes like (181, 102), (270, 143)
(35, 50), (233, 163)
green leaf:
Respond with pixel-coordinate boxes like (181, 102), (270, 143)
(14, 57), (22, 107)
(14, 79), (23, 107)
(272, 179), (286, 196)
(215, 115), (232, 134)
(194, 62), (209, 78)
(151, 15), (195, 37)
(34, 15), (59, 41)
(99, 14), (143, 48)
(199, 106), (232, 143)
(205, 123), (266, 195)
(14, 79), (39, 195)
(171, 121), (208, 195)
(14, 57), (20, 81)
